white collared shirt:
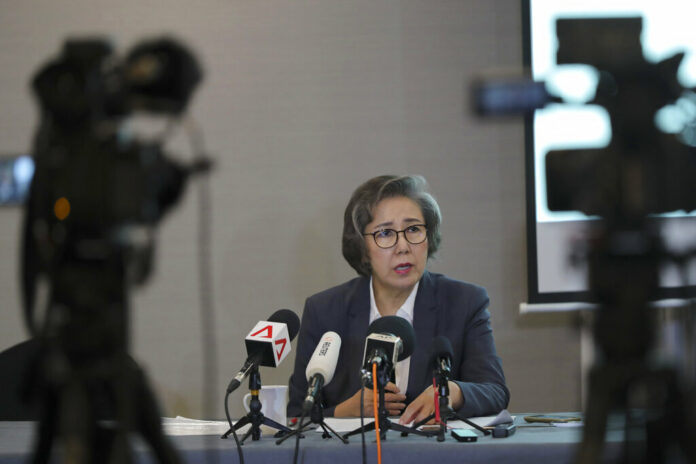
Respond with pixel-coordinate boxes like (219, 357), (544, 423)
(368, 278), (419, 395)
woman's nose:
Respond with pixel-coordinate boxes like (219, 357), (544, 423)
(394, 232), (410, 252)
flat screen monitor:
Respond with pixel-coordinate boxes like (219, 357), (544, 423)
(523, 0), (696, 304)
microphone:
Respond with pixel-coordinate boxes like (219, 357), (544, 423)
(426, 334), (490, 436)
(226, 309), (301, 393)
(361, 315), (415, 378)
(430, 335), (453, 381)
(303, 331), (341, 413)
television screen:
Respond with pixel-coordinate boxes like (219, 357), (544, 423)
(523, 0), (696, 304)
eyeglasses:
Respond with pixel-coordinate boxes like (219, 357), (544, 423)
(363, 224), (427, 249)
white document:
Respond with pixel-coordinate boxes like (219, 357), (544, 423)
(162, 416), (243, 436)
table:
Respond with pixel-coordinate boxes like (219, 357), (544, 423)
(0, 416), (629, 464)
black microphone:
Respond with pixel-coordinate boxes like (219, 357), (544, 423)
(427, 335), (490, 436)
(430, 335), (453, 382)
(226, 309), (300, 393)
(361, 315), (415, 379)
(303, 331), (342, 413)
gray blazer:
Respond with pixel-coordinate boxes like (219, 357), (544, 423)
(287, 271), (509, 418)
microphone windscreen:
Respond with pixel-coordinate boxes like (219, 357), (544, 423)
(429, 335), (454, 368)
(268, 309), (300, 340)
(367, 315), (415, 361)
(305, 331), (342, 384)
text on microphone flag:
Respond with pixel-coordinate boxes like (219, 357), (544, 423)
(275, 338), (287, 361)
(250, 325), (273, 338)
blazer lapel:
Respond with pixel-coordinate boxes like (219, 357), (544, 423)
(345, 274), (439, 400)
(407, 271), (438, 399)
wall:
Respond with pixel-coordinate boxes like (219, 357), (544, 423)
(0, 0), (580, 419)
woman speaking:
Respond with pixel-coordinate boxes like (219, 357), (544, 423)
(287, 175), (509, 425)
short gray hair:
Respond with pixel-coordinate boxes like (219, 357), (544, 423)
(342, 175), (442, 276)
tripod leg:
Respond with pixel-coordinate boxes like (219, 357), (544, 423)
(261, 415), (292, 434)
(133, 363), (182, 464)
(403, 413), (439, 437)
(450, 412), (491, 436)
(343, 420), (376, 440)
(411, 413), (435, 430)
(319, 422), (349, 444)
(275, 423), (309, 445)
(387, 420), (433, 437)
(675, 386), (696, 462)
(320, 423), (330, 439)
(575, 366), (612, 464)
(222, 415), (250, 439)
(31, 395), (57, 464)
(239, 427), (254, 444)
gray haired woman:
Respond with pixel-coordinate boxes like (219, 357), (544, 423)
(287, 175), (509, 423)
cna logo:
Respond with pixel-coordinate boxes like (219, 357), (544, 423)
(250, 325), (273, 338)
(275, 338), (287, 360)
(246, 321), (292, 366)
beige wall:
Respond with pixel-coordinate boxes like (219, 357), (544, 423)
(0, 0), (580, 419)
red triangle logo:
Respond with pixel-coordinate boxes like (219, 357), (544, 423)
(275, 338), (287, 360)
(250, 325), (273, 338)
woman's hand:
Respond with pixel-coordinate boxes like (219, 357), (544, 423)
(334, 382), (406, 417)
(399, 381), (463, 425)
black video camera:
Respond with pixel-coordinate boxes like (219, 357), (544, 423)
(474, 17), (696, 219)
(23, 36), (206, 330)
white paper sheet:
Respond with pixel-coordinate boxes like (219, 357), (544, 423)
(162, 416), (245, 436)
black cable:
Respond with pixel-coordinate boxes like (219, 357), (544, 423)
(293, 412), (306, 464)
(224, 389), (245, 464)
(186, 117), (219, 464)
(360, 383), (366, 464)
(198, 171), (219, 464)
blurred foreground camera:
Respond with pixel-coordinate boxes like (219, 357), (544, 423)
(22, 36), (209, 464)
(474, 16), (696, 464)
(473, 18), (696, 219)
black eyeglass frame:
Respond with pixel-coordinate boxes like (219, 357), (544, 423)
(362, 224), (428, 249)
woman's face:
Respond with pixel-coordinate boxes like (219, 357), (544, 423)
(363, 196), (429, 296)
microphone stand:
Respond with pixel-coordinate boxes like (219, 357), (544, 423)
(221, 366), (291, 443)
(276, 391), (348, 445)
(409, 373), (491, 440)
(343, 363), (431, 440)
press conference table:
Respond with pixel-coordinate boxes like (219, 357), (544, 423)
(0, 415), (624, 464)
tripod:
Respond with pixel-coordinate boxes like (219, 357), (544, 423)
(343, 363), (431, 440)
(577, 358), (696, 464)
(276, 393), (348, 445)
(574, 229), (696, 464)
(221, 367), (291, 443)
(29, 264), (181, 464)
(409, 378), (491, 441)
